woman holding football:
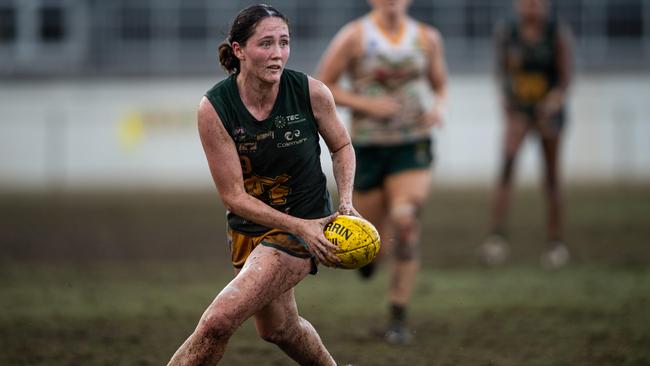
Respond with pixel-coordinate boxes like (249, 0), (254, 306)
(317, 0), (448, 344)
(167, 4), (357, 365)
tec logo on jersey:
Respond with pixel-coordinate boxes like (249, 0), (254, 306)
(274, 113), (305, 129)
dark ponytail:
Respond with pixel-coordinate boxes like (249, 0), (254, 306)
(218, 4), (289, 74)
(218, 42), (239, 75)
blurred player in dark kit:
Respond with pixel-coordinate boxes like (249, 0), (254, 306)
(480, 0), (573, 268)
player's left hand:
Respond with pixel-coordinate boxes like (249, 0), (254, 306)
(537, 91), (564, 120)
(338, 202), (361, 217)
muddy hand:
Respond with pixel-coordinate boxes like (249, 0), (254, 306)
(338, 202), (361, 218)
(298, 213), (341, 267)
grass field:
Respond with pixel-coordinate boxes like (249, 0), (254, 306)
(1, 185), (649, 365)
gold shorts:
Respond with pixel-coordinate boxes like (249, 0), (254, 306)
(227, 228), (318, 275)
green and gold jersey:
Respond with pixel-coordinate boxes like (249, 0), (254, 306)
(205, 69), (333, 235)
(499, 20), (560, 108)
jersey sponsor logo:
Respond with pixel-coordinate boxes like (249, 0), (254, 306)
(233, 127), (247, 142)
(288, 116), (306, 125)
(274, 115), (288, 129)
(256, 131), (275, 141)
(277, 138), (307, 148)
(278, 129), (307, 148)
(284, 129), (301, 141)
(235, 130), (272, 152)
(274, 113), (305, 128)
(238, 142), (258, 152)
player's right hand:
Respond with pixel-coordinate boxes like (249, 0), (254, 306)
(362, 96), (400, 120)
(294, 214), (341, 267)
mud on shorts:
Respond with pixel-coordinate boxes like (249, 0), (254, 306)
(227, 228), (318, 275)
(353, 139), (434, 191)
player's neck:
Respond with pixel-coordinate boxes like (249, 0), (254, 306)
(372, 10), (406, 35)
(520, 15), (545, 30)
(519, 17), (546, 42)
(237, 71), (279, 119)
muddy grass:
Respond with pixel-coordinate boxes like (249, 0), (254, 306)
(1, 185), (649, 365)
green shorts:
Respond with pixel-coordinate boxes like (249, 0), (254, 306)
(353, 139), (434, 191)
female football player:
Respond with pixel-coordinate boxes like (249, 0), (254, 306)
(317, 0), (448, 344)
(167, 4), (357, 365)
(480, 0), (573, 268)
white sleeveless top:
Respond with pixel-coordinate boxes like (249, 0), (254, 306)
(349, 13), (430, 146)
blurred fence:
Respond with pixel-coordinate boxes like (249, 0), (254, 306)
(1, 0), (649, 191)
(1, 0), (649, 76)
(1, 73), (649, 191)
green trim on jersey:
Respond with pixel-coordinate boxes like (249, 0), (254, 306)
(205, 69), (333, 235)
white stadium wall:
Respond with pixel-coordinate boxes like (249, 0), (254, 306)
(0, 73), (649, 191)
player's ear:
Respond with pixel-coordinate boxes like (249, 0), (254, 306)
(232, 42), (246, 61)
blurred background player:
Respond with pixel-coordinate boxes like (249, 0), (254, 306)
(318, 0), (448, 343)
(480, 0), (573, 268)
(167, 4), (357, 365)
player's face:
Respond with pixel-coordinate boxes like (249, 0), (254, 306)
(236, 17), (290, 84)
(516, 0), (548, 21)
(369, 0), (411, 17)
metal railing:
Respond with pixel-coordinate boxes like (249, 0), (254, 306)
(0, 0), (648, 76)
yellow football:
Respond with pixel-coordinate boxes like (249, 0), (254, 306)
(323, 215), (381, 269)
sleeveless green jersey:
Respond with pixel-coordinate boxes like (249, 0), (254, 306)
(205, 69), (333, 235)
